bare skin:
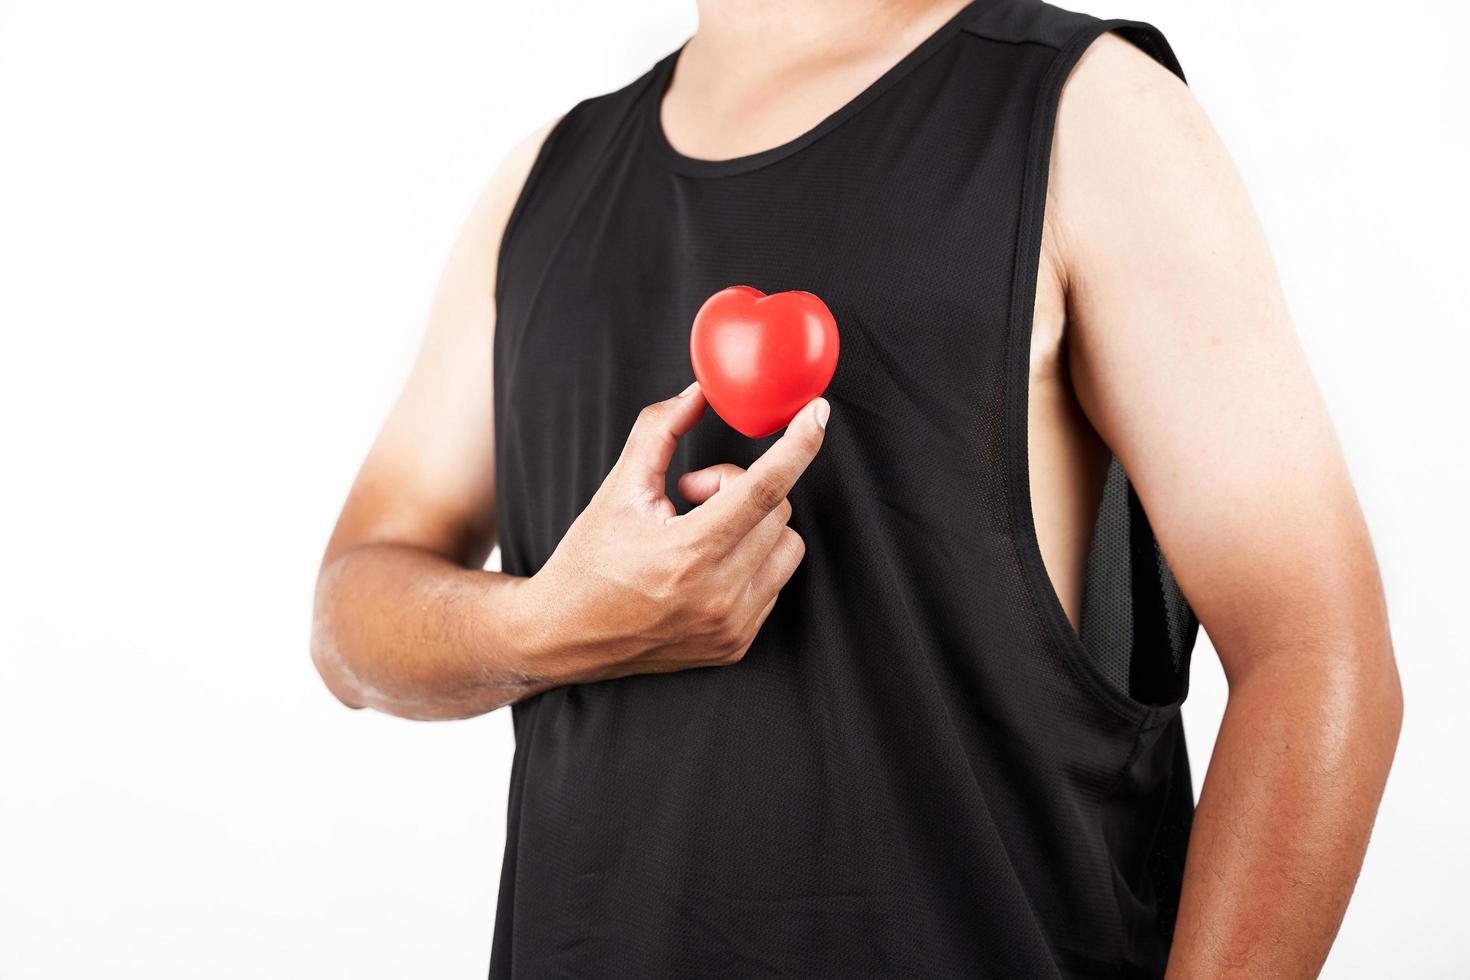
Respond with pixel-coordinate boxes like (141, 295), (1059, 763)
(312, 1), (1401, 975)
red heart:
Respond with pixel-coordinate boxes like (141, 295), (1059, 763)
(689, 286), (840, 438)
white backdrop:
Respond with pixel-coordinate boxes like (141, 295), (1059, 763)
(2, 1), (1466, 976)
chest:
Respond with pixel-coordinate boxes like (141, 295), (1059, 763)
(500, 165), (1021, 416)
(492, 45), (1048, 567)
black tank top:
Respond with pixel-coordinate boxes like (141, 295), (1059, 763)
(491, 2), (1199, 976)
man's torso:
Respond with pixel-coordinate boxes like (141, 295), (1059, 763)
(489, 3), (1198, 976)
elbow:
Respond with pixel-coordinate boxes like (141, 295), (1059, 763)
(1375, 643), (1404, 751)
(1327, 635), (1404, 769)
(1230, 628), (1403, 764)
(1351, 629), (1403, 746)
(311, 639), (366, 711)
(310, 565), (365, 711)
(1359, 646), (1403, 795)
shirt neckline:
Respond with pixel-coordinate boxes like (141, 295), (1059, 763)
(644, 0), (990, 179)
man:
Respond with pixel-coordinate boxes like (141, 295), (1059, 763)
(311, 0), (1402, 975)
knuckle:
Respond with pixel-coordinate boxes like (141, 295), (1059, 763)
(699, 593), (733, 627)
(654, 535), (708, 586)
(711, 464), (744, 491)
(673, 530), (719, 570)
(789, 424), (823, 458)
(749, 473), (786, 513)
(634, 403), (664, 430)
(636, 560), (677, 603)
(661, 546), (705, 590)
(783, 529), (806, 562)
(718, 625), (745, 652)
(648, 573), (680, 606)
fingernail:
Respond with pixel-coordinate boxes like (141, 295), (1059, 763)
(679, 381), (699, 397)
(813, 398), (830, 430)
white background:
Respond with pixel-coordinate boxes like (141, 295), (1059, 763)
(2, 0), (1466, 976)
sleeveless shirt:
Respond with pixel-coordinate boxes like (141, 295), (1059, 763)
(490, 2), (1200, 976)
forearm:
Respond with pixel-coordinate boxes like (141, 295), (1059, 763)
(311, 543), (565, 720)
(310, 390), (825, 719)
(1166, 645), (1402, 978)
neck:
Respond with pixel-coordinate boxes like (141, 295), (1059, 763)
(688, 0), (970, 66)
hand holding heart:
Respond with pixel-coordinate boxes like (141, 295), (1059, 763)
(519, 285), (835, 684)
(690, 286), (840, 438)
(522, 383), (830, 684)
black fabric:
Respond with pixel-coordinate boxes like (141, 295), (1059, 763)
(490, 1), (1199, 976)
(1079, 459), (1194, 705)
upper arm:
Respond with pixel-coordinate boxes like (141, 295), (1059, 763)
(1048, 34), (1390, 676)
(323, 117), (560, 569)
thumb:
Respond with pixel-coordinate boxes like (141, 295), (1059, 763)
(616, 382), (707, 491)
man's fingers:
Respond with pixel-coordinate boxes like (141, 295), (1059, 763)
(694, 397), (829, 552)
(616, 382), (706, 492)
(748, 527), (806, 605)
(751, 593), (779, 634)
(728, 594), (781, 664)
(725, 494), (792, 570)
(677, 463), (745, 506)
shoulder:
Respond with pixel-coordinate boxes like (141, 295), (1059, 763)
(489, 54), (674, 254)
(490, 116), (564, 210)
(1046, 27), (1235, 285)
(486, 117), (564, 221)
(529, 53), (673, 161)
(1058, 30), (1197, 153)
(959, 0), (1095, 48)
(452, 116), (564, 298)
(958, 0), (1180, 63)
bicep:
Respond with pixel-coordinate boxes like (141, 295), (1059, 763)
(1052, 35), (1384, 675)
(324, 118), (559, 569)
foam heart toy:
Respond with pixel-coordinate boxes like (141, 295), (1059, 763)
(689, 285), (840, 438)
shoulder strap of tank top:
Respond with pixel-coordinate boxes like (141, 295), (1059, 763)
(497, 57), (672, 303)
(961, 0), (1185, 82)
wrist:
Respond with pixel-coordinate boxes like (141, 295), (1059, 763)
(504, 569), (585, 689)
